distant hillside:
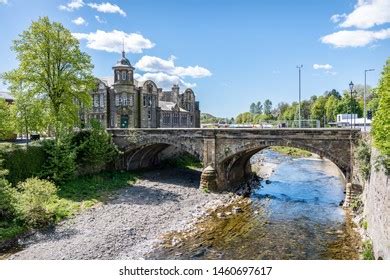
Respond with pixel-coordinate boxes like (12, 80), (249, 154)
(200, 113), (233, 124)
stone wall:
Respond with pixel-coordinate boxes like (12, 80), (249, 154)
(363, 148), (390, 259)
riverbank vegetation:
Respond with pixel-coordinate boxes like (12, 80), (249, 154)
(270, 146), (312, 158)
(164, 153), (203, 170)
(0, 119), (124, 244)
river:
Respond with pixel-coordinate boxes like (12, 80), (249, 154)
(147, 149), (361, 260)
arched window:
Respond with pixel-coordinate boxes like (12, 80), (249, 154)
(116, 71), (120, 81)
(122, 71), (127, 81)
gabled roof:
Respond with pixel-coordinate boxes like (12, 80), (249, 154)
(159, 101), (189, 112)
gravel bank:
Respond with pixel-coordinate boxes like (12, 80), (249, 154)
(9, 168), (231, 260)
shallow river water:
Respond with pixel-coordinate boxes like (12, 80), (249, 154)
(147, 150), (361, 260)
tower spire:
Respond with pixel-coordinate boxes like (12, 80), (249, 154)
(122, 38), (125, 58)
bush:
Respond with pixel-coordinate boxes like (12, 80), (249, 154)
(372, 58), (390, 170)
(41, 138), (76, 184)
(15, 178), (58, 228)
(0, 143), (46, 185)
(72, 119), (119, 174)
(362, 240), (375, 260)
(0, 158), (17, 220)
(355, 140), (371, 181)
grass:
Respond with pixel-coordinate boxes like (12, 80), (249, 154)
(270, 146), (312, 158)
(164, 154), (203, 170)
(0, 171), (138, 243)
(362, 240), (375, 260)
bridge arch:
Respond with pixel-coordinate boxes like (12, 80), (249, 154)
(217, 139), (350, 187)
(123, 139), (203, 170)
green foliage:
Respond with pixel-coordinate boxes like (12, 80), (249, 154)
(325, 95), (339, 123)
(0, 143), (46, 186)
(15, 178), (58, 228)
(0, 158), (17, 220)
(362, 240), (375, 260)
(58, 171), (137, 203)
(2, 16), (95, 137)
(372, 58), (390, 165)
(41, 137), (76, 184)
(164, 154), (203, 170)
(263, 99), (272, 115)
(0, 98), (15, 140)
(355, 140), (371, 181)
(72, 119), (119, 173)
(12, 89), (51, 140)
(310, 96), (327, 126)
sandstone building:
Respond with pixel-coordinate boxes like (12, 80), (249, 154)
(85, 51), (200, 128)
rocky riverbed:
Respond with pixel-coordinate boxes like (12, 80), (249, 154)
(7, 168), (233, 260)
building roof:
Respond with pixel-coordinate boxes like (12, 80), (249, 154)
(0, 91), (13, 101)
(159, 101), (189, 112)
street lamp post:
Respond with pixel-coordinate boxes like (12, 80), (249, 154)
(349, 81), (354, 129)
(364, 69), (375, 132)
(297, 65), (303, 128)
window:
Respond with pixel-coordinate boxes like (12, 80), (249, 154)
(163, 113), (170, 125)
(93, 95), (99, 107)
(122, 93), (128, 106)
(116, 72), (120, 81)
(129, 95), (134, 106)
(190, 115), (193, 124)
(115, 95), (120, 106)
(181, 114), (187, 126)
(148, 95), (152, 107)
(173, 113), (179, 125)
(122, 71), (127, 81)
(99, 94), (104, 108)
(148, 110), (151, 120)
(143, 96), (146, 107)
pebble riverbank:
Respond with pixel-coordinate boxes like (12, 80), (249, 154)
(8, 168), (233, 260)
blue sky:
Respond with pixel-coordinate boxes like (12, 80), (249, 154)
(0, 0), (389, 117)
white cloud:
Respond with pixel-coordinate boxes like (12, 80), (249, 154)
(313, 64), (333, 70)
(339, 0), (390, 29)
(135, 72), (196, 90)
(321, 28), (390, 48)
(330, 13), (346, 23)
(87, 2), (126, 17)
(72, 17), (87, 26)
(95, 15), (106, 23)
(0, 0), (8, 5)
(59, 0), (84, 11)
(135, 55), (212, 78)
(73, 30), (155, 53)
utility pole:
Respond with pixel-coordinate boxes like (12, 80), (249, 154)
(364, 69), (375, 132)
(297, 65), (303, 128)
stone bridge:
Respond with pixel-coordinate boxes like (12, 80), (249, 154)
(108, 128), (361, 191)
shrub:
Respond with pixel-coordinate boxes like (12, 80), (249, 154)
(0, 143), (46, 185)
(362, 240), (375, 260)
(72, 119), (119, 174)
(41, 137), (76, 184)
(372, 58), (390, 171)
(355, 140), (371, 181)
(0, 158), (17, 220)
(15, 178), (58, 228)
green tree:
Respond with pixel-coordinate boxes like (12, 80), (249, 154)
(0, 98), (15, 139)
(72, 119), (119, 173)
(372, 58), (390, 162)
(264, 99), (272, 115)
(256, 101), (263, 114)
(310, 96), (327, 126)
(2, 16), (95, 139)
(324, 89), (341, 100)
(12, 90), (50, 144)
(325, 95), (339, 123)
(249, 103), (256, 114)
